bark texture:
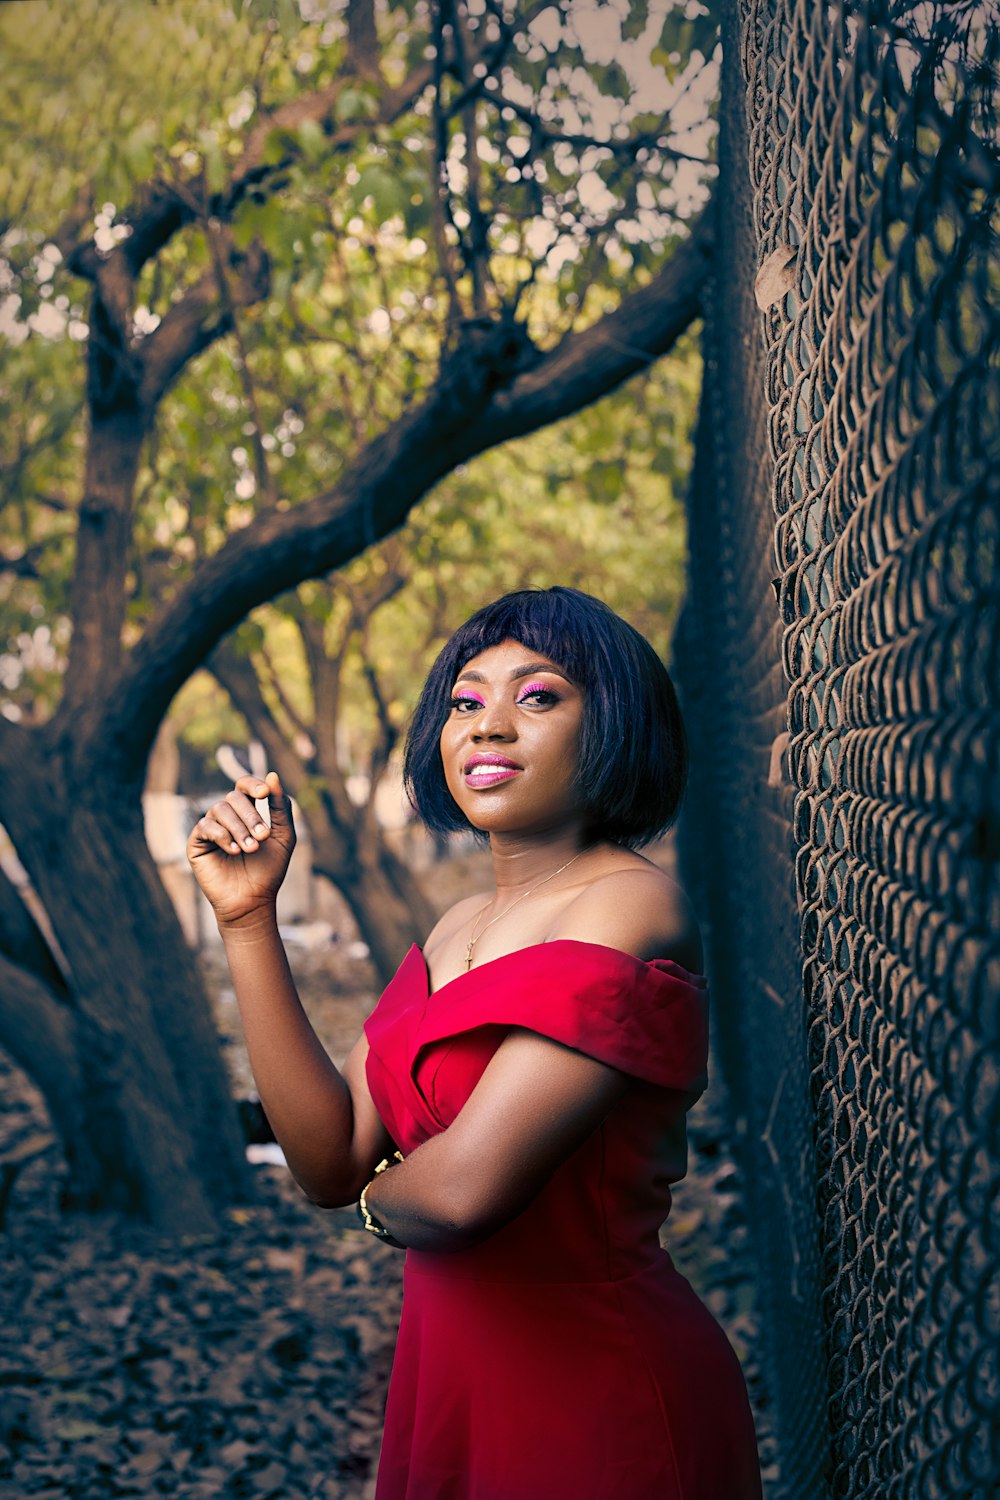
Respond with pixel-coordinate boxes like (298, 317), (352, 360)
(0, 729), (251, 1230)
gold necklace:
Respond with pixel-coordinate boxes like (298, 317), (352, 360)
(464, 851), (587, 971)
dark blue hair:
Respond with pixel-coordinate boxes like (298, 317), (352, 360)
(402, 586), (687, 849)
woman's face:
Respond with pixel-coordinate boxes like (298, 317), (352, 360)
(439, 638), (587, 840)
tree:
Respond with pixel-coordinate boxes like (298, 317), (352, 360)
(0, 0), (717, 1228)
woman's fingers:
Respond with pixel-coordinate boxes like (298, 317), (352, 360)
(197, 815), (242, 856)
(188, 772), (294, 864)
(224, 786), (271, 843)
(264, 771), (294, 831)
(228, 771), (296, 846)
(193, 790), (266, 856)
(212, 798), (262, 851)
(234, 771), (295, 835)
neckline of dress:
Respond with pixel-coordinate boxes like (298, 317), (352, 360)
(414, 938), (704, 1002)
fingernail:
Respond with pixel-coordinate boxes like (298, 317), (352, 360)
(254, 824), (268, 836)
(244, 837), (257, 848)
(255, 784), (268, 796)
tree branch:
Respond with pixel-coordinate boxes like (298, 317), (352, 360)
(493, 92), (710, 167)
(205, 221), (274, 508)
(360, 648), (398, 787)
(139, 239), (270, 409)
(92, 215), (712, 785)
(347, 0), (380, 77)
(293, 601), (345, 793)
(453, 2), (492, 316)
(256, 639), (313, 746)
(468, 212), (712, 440)
(209, 642), (310, 796)
(62, 63), (435, 291)
(432, 4), (468, 326)
(212, 629), (356, 839)
(343, 556), (408, 784)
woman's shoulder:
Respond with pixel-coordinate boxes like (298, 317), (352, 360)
(422, 890), (489, 958)
(549, 856), (703, 973)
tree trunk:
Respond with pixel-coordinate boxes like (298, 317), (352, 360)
(309, 811), (438, 987)
(62, 406), (144, 722)
(0, 732), (252, 1231)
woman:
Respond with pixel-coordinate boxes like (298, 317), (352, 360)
(187, 586), (763, 1499)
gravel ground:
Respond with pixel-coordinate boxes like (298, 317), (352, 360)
(0, 907), (778, 1498)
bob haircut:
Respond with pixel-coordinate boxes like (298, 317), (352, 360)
(403, 586), (687, 850)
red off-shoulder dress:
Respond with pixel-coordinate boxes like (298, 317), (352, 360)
(363, 939), (763, 1500)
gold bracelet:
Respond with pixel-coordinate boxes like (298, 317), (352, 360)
(357, 1150), (405, 1245)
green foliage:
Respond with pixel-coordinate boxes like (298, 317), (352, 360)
(0, 2), (261, 226)
(653, 1), (721, 77)
(170, 669), (248, 755)
(0, 0), (717, 756)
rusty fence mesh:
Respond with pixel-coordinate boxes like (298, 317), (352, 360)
(673, 2), (998, 1496)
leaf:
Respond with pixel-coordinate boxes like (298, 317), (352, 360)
(123, 123), (156, 181)
(590, 461), (625, 503)
(351, 164), (408, 222)
(54, 1419), (105, 1441)
(232, 196), (285, 256)
(335, 81), (380, 125)
(274, 0), (299, 40)
(260, 127), (290, 168)
(296, 119), (326, 161)
(621, 0), (650, 42)
(754, 244), (798, 309)
(204, 144), (227, 195)
(251, 1460), (288, 1492)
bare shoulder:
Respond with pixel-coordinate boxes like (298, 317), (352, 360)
(549, 859), (703, 972)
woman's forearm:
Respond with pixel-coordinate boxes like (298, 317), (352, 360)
(359, 1134), (515, 1254)
(360, 1135), (491, 1252)
(219, 909), (358, 1205)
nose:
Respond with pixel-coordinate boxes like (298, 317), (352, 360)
(470, 697), (515, 740)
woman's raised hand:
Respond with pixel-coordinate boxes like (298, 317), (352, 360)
(186, 770), (296, 929)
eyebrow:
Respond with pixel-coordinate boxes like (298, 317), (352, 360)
(455, 662), (574, 685)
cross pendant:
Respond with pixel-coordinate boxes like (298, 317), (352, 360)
(465, 941), (474, 970)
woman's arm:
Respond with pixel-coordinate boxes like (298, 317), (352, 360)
(186, 771), (394, 1206)
(219, 915), (395, 1205)
(361, 1026), (629, 1251)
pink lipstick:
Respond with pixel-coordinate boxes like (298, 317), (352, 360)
(464, 753), (522, 788)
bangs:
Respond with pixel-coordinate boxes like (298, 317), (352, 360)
(445, 591), (592, 687)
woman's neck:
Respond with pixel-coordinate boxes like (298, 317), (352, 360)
(487, 827), (595, 896)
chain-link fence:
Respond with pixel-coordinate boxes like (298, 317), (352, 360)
(674, 3), (998, 1496)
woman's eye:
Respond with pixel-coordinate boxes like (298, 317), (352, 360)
(449, 695), (482, 712)
(516, 688), (559, 706)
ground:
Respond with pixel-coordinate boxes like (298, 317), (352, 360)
(0, 862), (779, 1497)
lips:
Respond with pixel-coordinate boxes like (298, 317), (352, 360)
(463, 753), (522, 788)
(464, 754), (520, 773)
